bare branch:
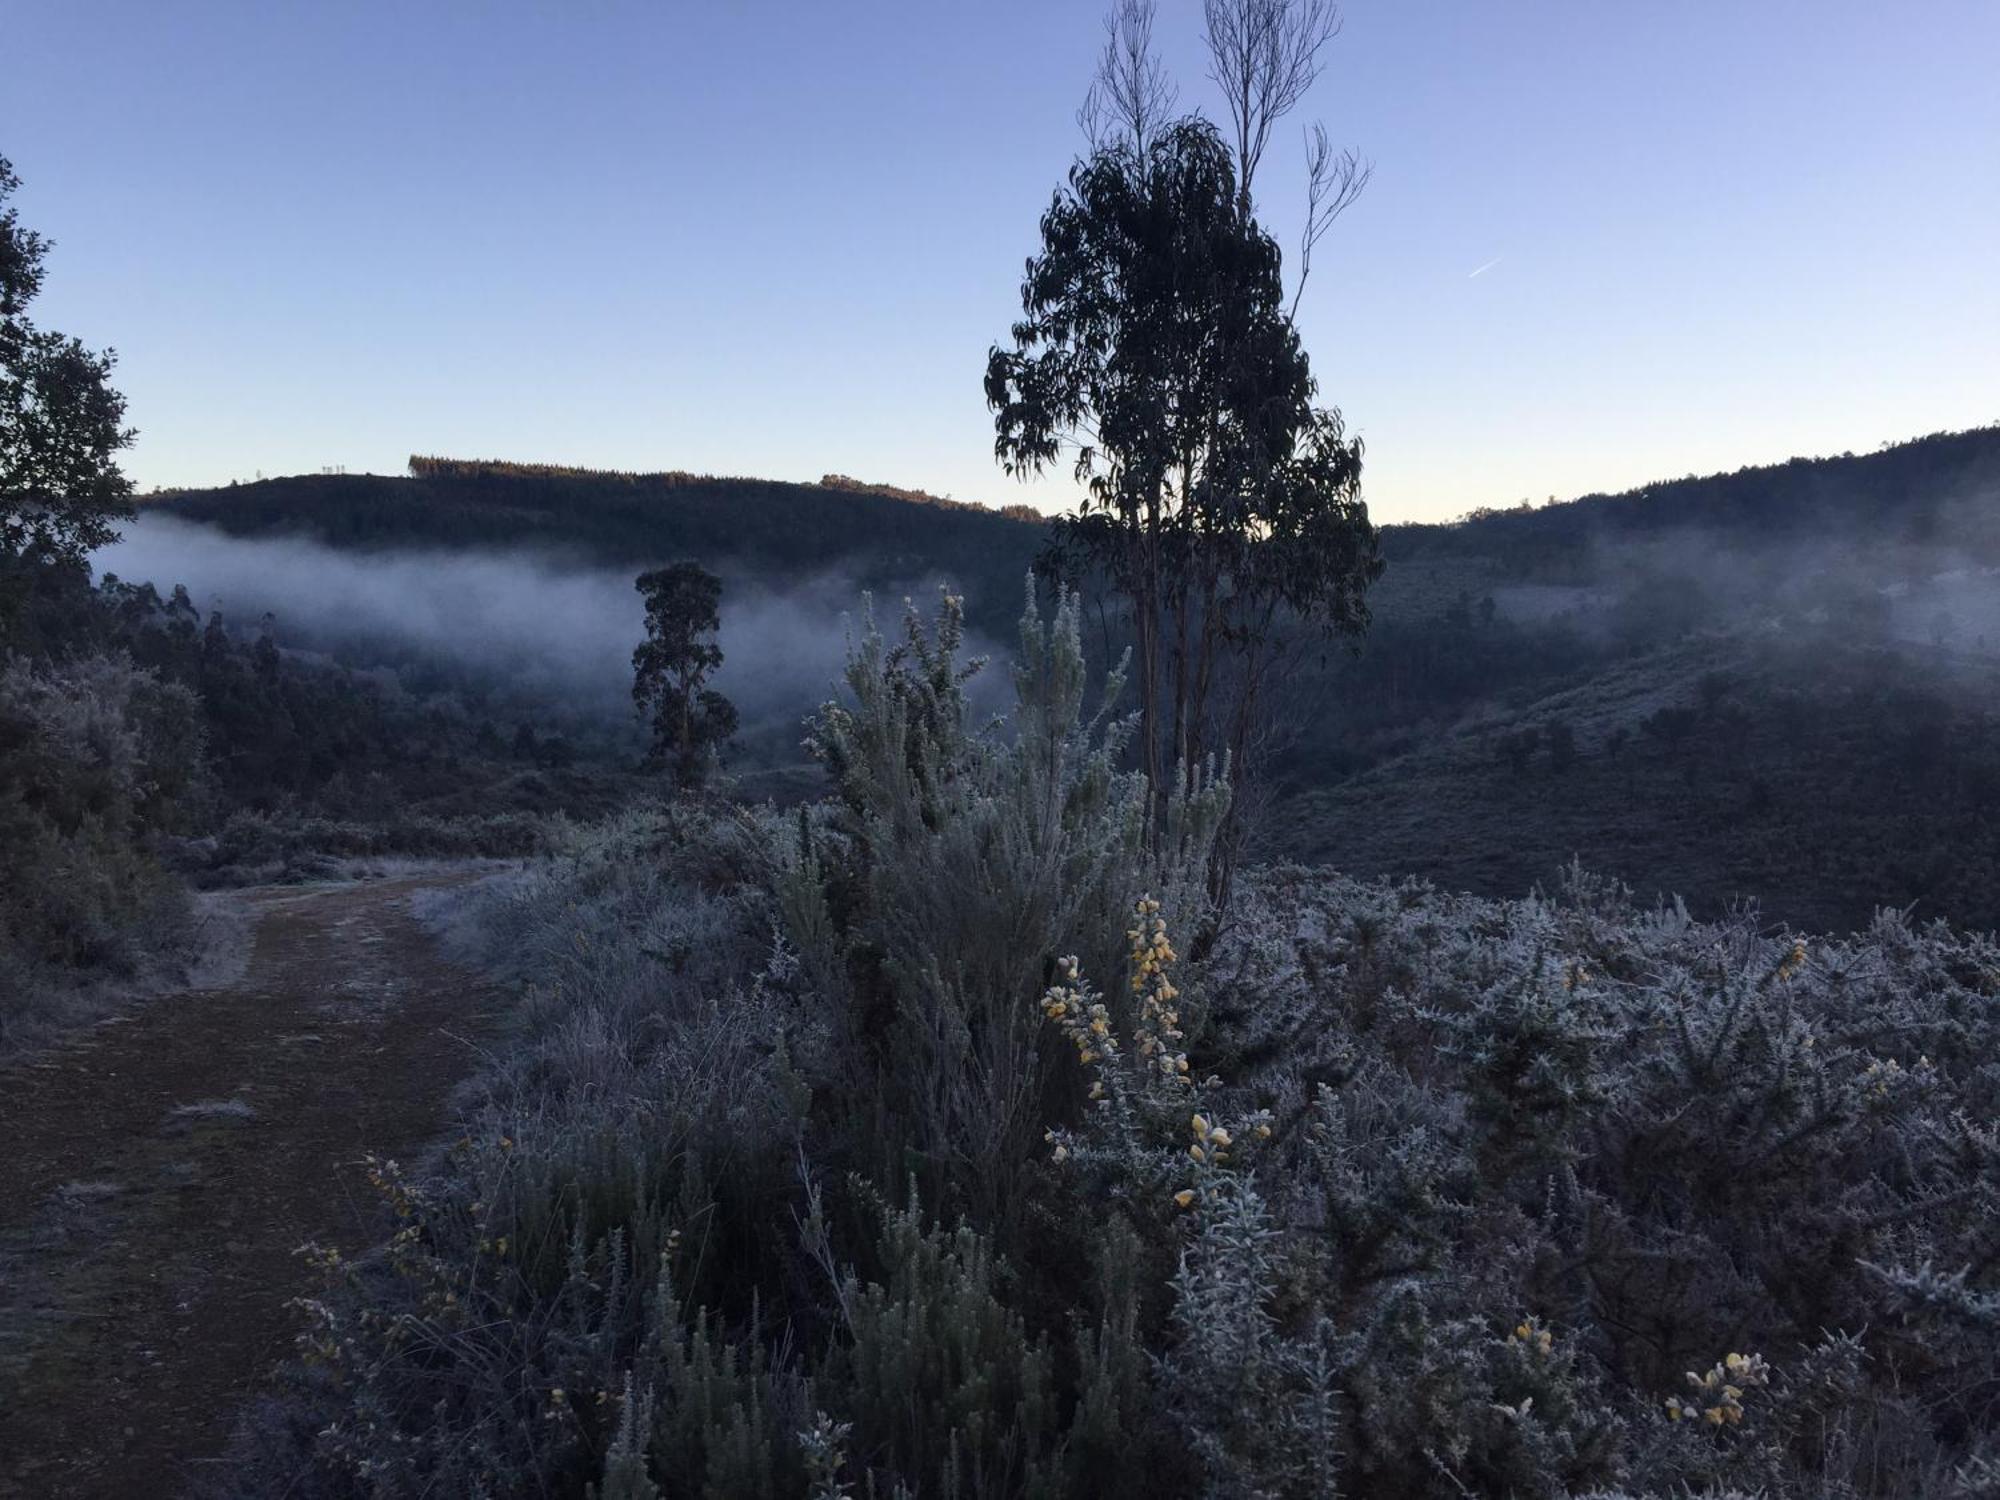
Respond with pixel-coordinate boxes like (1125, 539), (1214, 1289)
(1202, 0), (1341, 208)
(1079, 0), (1179, 156)
(1290, 120), (1372, 318)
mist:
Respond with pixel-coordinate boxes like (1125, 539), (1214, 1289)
(94, 513), (1006, 758)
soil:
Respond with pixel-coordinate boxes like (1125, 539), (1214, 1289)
(0, 872), (507, 1498)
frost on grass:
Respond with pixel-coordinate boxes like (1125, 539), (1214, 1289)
(166, 1097), (257, 1125)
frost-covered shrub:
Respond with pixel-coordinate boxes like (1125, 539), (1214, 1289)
(1162, 862), (2000, 1497)
(800, 584), (1226, 1227)
(229, 621), (2000, 1498)
(0, 651), (200, 1046)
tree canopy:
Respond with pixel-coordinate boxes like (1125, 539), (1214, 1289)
(632, 561), (738, 790)
(986, 116), (1378, 823)
(0, 155), (133, 615)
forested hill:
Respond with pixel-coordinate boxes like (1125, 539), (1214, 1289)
(1385, 423), (2000, 574)
(142, 459), (1048, 599)
(145, 426), (2000, 586)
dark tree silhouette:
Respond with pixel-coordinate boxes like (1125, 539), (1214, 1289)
(987, 115), (1378, 880)
(1, 156), (134, 628)
(633, 562), (737, 790)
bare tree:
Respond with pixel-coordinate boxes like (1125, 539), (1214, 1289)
(1078, 0), (1178, 154)
(1294, 118), (1371, 315)
(1202, 0), (1371, 311)
(1203, 0), (1339, 204)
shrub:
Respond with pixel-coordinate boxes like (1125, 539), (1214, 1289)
(0, 652), (200, 1048)
(228, 603), (2000, 1498)
(799, 583), (1226, 1228)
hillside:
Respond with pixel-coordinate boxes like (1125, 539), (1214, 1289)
(125, 428), (2000, 933)
(142, 459), (1048, 637)
(1268, 630), (2000, 933)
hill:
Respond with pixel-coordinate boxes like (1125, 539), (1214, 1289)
(142, 458), (1048, 636)
(127, 428), (2000, 932)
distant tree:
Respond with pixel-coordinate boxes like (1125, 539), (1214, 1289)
(511, 722), (539, 761)
(1605, 724), (1630, 760)
(633, 562), (737, 790)
(0, 156), (134, 628)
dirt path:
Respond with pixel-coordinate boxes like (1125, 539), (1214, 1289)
(0, 872), (507, 1498)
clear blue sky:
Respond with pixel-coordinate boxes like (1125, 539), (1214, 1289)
(8, 0), (1997, 524)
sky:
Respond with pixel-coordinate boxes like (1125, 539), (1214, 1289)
(6, 0), (1997, 525)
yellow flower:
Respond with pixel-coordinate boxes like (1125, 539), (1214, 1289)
(1192, 1113), (1211, 1138)
(1189, 1144), (1206, 1163)
(1174, 1189), (1195, 1208)
(1208, 1127), (1232, 1148)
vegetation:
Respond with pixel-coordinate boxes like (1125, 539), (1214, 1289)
(632, 561), (737, 789)
(0, 651), (200, 1049)
(989, 2), (1379, 863)
(225, 590), (2000, 1497)
(0, 154), (135, 628)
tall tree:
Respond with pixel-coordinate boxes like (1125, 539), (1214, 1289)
(988, 3), (1378, 900)
(0, 155), (134, 628)
(632, 561), (738, 790)
(987, 118), (1378, 884)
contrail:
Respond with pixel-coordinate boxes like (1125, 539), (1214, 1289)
(1468, 256), (1503, 279)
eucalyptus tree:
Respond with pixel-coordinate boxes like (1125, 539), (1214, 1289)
(986, 110), (1378, 896)
(633, 561), (738, 790)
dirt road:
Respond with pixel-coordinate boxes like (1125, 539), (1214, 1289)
(0, 873), (506, 1498)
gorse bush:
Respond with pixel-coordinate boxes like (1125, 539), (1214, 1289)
(232, 593), (2000, 1498)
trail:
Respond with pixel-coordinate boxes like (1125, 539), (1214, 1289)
(0, 872), (506, 1498)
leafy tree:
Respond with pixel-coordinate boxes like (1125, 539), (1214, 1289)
(1, 155), (134, 628)
(632, 562), (737, 790)
(987, 120), (1377, 834)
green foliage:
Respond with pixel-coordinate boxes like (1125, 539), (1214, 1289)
(826, 1191), (1061, 1496)
(0, 155), (134, 627)
(987, 115), (1378, 843)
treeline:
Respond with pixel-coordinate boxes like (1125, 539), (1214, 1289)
(147, 466), (1048, 639)
(1388, 423), (2000, 580)
(818, 470), (1044, 522)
